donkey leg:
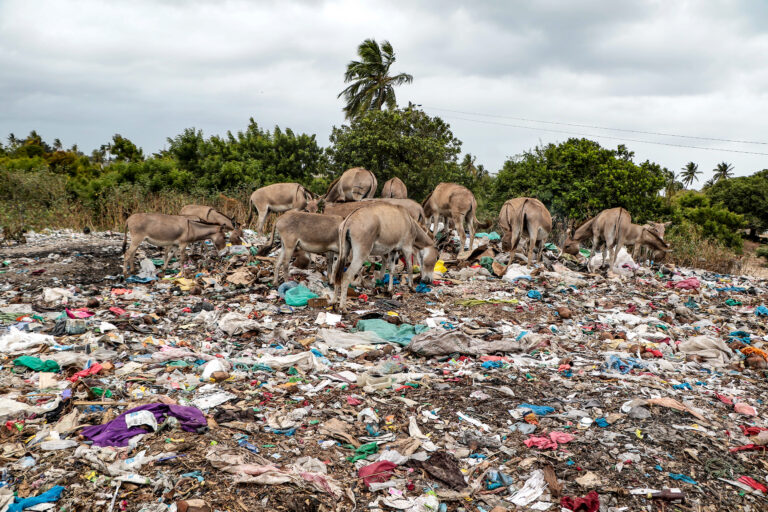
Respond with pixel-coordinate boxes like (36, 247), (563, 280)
(402, 246), (414, 289)
(125, 240), (142, 275)
(257, 206), (269, 234)
(527, 227), (538, 268)
(387, 253), (397, 293)
(451, 211), (466, 251)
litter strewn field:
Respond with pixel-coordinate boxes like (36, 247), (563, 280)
(1, 229), (767, 512)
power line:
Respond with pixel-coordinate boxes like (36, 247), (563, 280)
(435, 114), (768, 156)
(424, 106), (768, 146)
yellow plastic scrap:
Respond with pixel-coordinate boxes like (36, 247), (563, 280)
(174, 278), (196, 291)
(434, 260), (448, 274)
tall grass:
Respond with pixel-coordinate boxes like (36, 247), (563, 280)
(665, 220), (743, 274)
(0, 169), (254, 234)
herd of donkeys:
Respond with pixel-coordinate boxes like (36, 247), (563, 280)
(122, 166), (671, 311)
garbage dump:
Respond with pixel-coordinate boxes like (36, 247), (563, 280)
(1, 228), (767, 511)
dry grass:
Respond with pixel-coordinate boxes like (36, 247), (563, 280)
(740, 240), (768, 279)
(665, 223), (744, 274)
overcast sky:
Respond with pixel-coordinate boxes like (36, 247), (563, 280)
(1, 0), (767, 182)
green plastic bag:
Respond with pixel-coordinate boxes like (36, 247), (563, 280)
(355, 319), (427, 346)
(13, 356), (60, 373)
(479, 256), (495, 273)
(475, 232), (501, 241)
(284, 285), (318, 307)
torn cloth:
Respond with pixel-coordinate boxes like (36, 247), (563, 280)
(80, 403), (206, 447)
(561, 490), (600, 512)
(524, 431), (575, 450)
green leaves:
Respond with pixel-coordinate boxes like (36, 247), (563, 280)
(490, 138), (666, 223)
(326, 107), (468, 201)
(338, 39), (413, 121)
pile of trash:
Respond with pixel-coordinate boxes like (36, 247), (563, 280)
(0, 228), (767, 511)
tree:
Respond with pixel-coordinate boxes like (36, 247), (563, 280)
(706, 170), (768, 238)
(680, 162), (700, 188)
(713, 161), (734, 182)
(327, 107), (465, 200)
(106, 134), (144, 163)
(663, 169), (683, 203)
(491, 138), (666, 223)
(672, 191), (745, 249)
(338, 39), (413, 121)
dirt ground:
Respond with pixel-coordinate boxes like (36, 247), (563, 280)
(1, 230), (768, 512)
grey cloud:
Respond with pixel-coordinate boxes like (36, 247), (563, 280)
(0, 0), (766, 180)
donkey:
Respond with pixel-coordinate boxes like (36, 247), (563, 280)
(564, 208), (632, 269)
(499, 198), (552, 266)
(179, 205), (236, 230)
(381, 177), (407, 199)
(332, 203), (435, 312)
(422, 183), (481, 253)
(271, 211), (345, 282)
(324, 167), (377, 202)
(247, 183), (314, 233)
(122, 213), (225, 275)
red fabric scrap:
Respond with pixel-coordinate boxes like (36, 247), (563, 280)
(740, 425), (768, 437)
(66, 308), (94, 319)
(666, 277), (700, 290)
(716, 393), (734, 405)
(109, 307), (128, 317)
(524, 431), (575, 450)
(358, 461), (396, 487)
(730, 444), (768, 453)
(738, 476), (768, 494)
(561, 490), (600, 512)
(346, 396), (362, 406)
(68, 363), (103, 382)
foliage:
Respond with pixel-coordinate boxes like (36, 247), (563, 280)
(338, 39), (413, 121)
(706, 169), (768, 237)
(158, 119), (326, 192)
(105, 134), (144, 162)
(491, 139), (666, 223)
(326, 107), (486, 201)
(671, 191), (745, 251)
(665, 219), (743, 273)
(712, 161), (734, 182)
(680, 161), (700, 189)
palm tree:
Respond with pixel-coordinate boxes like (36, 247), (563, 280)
(680, 162), (700, 188)
(338, 39), (413, 121)
(713, 161), (734, 182)
(663, 169), (683, 204)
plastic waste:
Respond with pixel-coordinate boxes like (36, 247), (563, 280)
(284, 284), (318, 307)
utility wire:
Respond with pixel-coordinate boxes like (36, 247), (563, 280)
(435, 114), (768, 156)
(424, 106), (768, 146)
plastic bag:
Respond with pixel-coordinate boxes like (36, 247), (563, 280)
(0, 328), (54, 355)
(284, 285), (318, 307)
(354, 319), (426, 345)
(502, 264), (532, 283)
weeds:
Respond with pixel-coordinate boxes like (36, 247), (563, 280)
(665, 220), (742, 274)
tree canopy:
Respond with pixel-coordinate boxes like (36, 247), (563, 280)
(706, 169), (768, 237)
(491, 139), (666, 223)
(338, 39), (413, 121)
(326, 107), (487, 201)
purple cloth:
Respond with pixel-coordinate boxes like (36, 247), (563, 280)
(80, 403), (207, 447)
